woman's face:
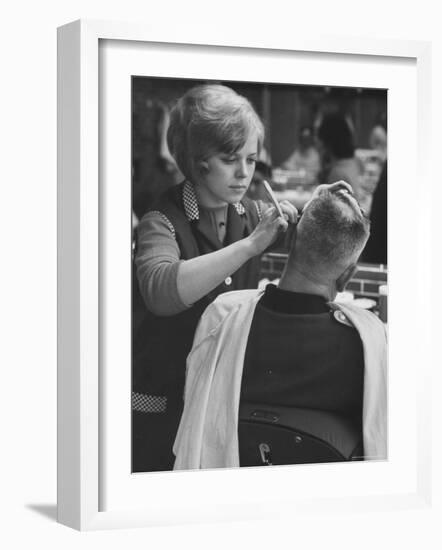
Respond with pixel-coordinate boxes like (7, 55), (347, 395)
(195, 131), (258, 208)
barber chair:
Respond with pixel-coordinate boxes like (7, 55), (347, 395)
(239, 403), (363, 467)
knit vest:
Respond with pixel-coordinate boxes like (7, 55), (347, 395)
(132, 182), (261, 407)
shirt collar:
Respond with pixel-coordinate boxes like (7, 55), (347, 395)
(183, 180), (245, 221)
(261, 284), (330, 314)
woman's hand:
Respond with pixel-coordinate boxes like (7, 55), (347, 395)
(309, 180), (354, 202)
(247, 207), (289, 255)
(278, 200), (298, 224)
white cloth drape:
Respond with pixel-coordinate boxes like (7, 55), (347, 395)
(173, 289), (387, 470)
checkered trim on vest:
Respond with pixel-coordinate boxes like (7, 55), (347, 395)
(183, 180), (245, 220)
(132, 392), (167, 413)
(254, 201), (262, 221)
(150, 210), (176, 239)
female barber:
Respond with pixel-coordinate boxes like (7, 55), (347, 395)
(132, 84), (296, 472)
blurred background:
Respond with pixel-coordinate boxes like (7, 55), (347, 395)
(132, 77), (388, 318)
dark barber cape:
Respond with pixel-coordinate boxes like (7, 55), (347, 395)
(240, 284), (364, 426)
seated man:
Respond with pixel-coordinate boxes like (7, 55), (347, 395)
(173, 181), (387, 470)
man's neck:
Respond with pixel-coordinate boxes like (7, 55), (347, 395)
(278, 264), (336, 302)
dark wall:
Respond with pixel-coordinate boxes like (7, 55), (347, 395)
(132, 76), (387, 216)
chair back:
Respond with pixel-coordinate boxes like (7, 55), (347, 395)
(239, 402), (363, 467)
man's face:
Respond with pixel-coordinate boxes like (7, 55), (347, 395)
(302, 181), (365, 218)
(361, 162), (381, 193)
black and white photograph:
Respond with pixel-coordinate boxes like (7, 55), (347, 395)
(131, 76), (388, 473)
(5, 0), (437, 542)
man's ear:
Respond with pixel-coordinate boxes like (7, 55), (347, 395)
(336, 263), (358, 293)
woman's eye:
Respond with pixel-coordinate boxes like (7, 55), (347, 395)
(247, 158), (257, 164)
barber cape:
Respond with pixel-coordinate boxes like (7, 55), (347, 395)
(173, 289), (387, 470)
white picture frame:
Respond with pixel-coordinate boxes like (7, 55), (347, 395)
(57, 19), (432, 531)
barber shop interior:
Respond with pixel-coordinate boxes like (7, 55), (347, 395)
(131, 77), (388, 472)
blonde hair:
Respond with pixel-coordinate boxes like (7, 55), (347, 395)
(167, 84), (265, 181)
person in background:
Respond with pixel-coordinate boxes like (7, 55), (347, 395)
(281, 126), (321, 184)
(174, 181), (387, 469)
(363, 117), (387, 264)
(317, 113), (364, 200)
(132, 84), (297, 472)
(363, 161), (387, 264)
(359, 158), (383, 216)
(369, 120), (388, 164)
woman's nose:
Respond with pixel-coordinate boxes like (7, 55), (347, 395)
(235, 160), (248, 178)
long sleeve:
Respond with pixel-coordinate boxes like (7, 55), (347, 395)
(134, 211), (190, 316)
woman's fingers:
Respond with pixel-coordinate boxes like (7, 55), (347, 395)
(262, 205), (278, 221)
(328, 180), (354, 195)
(276, 217), (289, 232)
(263, 205), (290, 233)
(248, 206), (288, 253)
(278, 200), (298, 223)
(266, 207), (288, 233)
